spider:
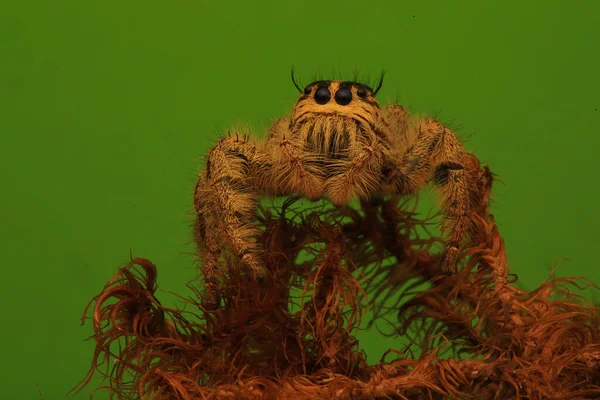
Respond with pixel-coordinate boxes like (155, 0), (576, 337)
(194, 72), (480, 309)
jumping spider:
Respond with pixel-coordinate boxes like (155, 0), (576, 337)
(194, 73), (480, 309)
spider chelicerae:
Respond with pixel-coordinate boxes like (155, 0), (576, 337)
(194, 72), (481, 309)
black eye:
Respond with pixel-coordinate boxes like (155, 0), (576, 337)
(334, 88), (352, 106)
(314, 87), (331, 104)
(303, 86), (311, 95)
(356, 86), (366, 98)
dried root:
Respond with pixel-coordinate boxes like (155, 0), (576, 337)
(72, 162), (600, 399)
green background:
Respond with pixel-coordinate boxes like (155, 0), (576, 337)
(1, 1), (599, 398)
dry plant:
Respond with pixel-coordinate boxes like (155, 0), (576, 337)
(71, 158), (600, 399)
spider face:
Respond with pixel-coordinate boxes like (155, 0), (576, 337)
(292, 80), (380, 122)
(290, 80), (385, 157)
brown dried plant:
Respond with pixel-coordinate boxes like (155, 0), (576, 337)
(72, 157), (600, 399)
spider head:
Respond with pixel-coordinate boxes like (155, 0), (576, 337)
(290, 80), (383, 131)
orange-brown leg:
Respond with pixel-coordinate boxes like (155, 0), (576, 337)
(267, 117), (325, 200)
(194, 136), (271, 309)
(193, 188), (223, 309)
(325, 143), (386, 206)
(383, 117), (478, 273)
(195, 131), (324, 309)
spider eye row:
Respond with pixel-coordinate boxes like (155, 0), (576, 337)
(303, 84), (367, 105)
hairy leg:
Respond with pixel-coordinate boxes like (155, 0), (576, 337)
(194, 135), (272, 308)
(325, 142), (387, 206)
(267, 117), (325, 200)
(193, 180), (223, 309)
(383, 108), (479, 272)
(195, 128), (329, 308)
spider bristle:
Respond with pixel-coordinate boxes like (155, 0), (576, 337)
(290, 66), (302, 93)
(295, 68), (386, 97)
(373, 70), (386, 96)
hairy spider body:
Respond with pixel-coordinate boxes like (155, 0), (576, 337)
(194, 76), (479, 309)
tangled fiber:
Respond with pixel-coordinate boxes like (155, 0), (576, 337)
(71, 161), (600, 399)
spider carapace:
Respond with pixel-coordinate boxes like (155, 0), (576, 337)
(194, 74), (480, 309)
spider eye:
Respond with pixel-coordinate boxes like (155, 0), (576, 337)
(314, 87), (331, 105)
(356, 86), (366, 98)
(303, 86), (311, 95)
(334, 88), (352, 106)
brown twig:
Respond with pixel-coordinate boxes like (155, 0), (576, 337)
(71, 162), (600, 399)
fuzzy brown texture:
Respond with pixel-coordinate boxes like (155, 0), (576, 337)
(72, 162), (600, 399)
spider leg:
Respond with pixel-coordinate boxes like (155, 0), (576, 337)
(383, 114), (479, 273)
(193, 184), (222, 309)
(194, 135), (275, 309)
(325, 143), (387, 206)
(268, 117), (325, 200)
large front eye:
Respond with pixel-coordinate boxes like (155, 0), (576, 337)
(335, 88), (352, 105)
(314, 87), (331, 104)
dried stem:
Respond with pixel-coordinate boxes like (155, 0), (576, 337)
(71, 161), (600, 399)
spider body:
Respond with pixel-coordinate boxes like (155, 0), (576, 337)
(194, 76), (479, 309)
(280, 79), (390, 204)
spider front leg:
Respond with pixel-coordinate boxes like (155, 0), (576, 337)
(193, 192), (223, 309)
(383, 115), (478, 273)
(194, 135), (273, 309)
